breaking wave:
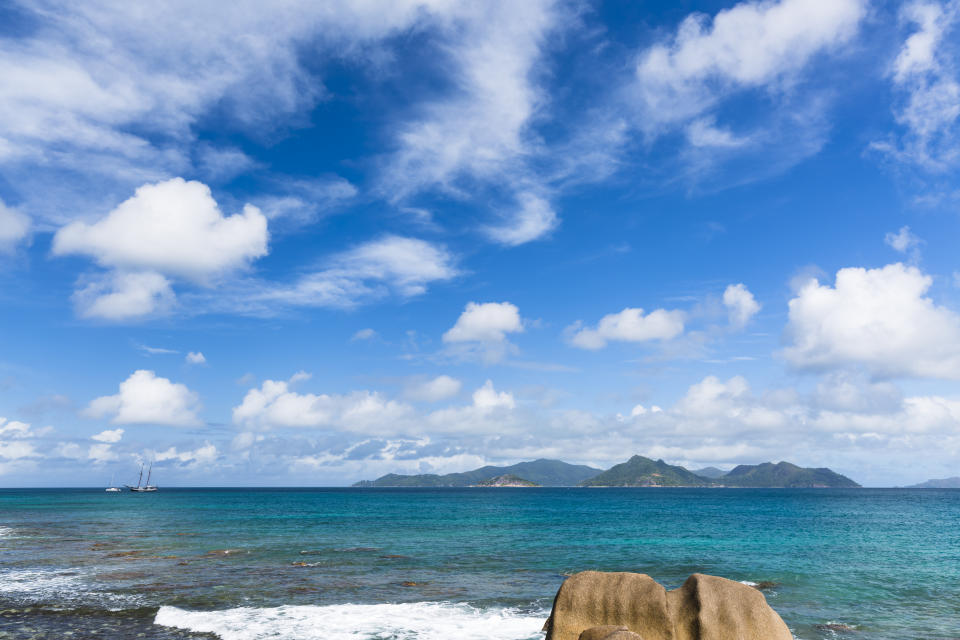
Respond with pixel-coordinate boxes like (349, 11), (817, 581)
(155, 601), (547, 640)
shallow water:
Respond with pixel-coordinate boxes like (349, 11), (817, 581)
(1, 488), (958, 639)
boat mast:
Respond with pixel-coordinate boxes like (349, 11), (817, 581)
(137, 463), (144, 489)
(145, 462), (153, 487)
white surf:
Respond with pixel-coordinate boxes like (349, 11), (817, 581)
(155, 601), (547, 640)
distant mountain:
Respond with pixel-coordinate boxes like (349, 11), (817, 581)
(580, 455), (711, 487)
(719, 462), (860, 488)
(352, 458), (602, 487)
(475, 474), (540, 487)
(692, 466), (727, 479)
(906, 477), (960, 488)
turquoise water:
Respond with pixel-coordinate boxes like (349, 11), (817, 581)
(1, 488), (959, 639)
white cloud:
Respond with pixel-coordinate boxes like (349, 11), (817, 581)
(85, 370), (202, 426)
(471, 380), (516, 412)
(442, 302), (524, 363)
(627, 0), (864, 185)
(53, 178), (268, 282)
(92, 428), (124, 443)
(252, 236), (458, 310)
(0, 418), (31, 437)
(784, 262), (960, 378)
(443, 302), (524, 343)
(0, 2), (484, 225)
(634, 0), (865, 129)
(485, 192), (559, 246)
(567, 307), (685, 350)
(87, 443), (118, 464)
(405, 376), (462, 403)
(884, 225), (922, 256)
(0, 198), (30, 252)
(0, 441), (38, 460)
(233, 373), (413, 432)
(686, 118), (752, 148)
(185, 351), (206, 365)
(73, 271), (175, 320)
(630, 404), (663, 417)
(871, 1), (960, 171)
(381, 1), (563, 245)
(154, 442), (218, 466)
(722, 283), (761, 329)
(351, 328), (377, 341)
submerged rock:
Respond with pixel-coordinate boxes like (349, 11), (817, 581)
(815, 623), (858, 633)
(544, 571), (792, 640)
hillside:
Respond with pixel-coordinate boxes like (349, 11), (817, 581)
(353, 458), (602, 487)
(475, 474), (540, 487)
(692, 466), (727, 479)
(906, 477), (960, 488)
(720, 462), (860, 488)
(580, 455), (711, 487)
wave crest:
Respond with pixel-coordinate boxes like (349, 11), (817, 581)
(155, 601), (547, 640)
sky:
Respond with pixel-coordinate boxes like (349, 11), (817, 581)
(1, 0), (960, 487)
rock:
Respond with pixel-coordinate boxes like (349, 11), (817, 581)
(815, 623), (858, 633)
(578, 625), (643, 640)
(544, 571), (792, 640)
(603, 633), (645, 640)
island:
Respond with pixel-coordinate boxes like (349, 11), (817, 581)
(474, 474), (540, 487)
(353, 455), (861, 488)
(906, 476), (960, 488)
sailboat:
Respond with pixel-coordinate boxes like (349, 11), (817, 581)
(105, 473), (122, 492)
(126, 462), (158, 492)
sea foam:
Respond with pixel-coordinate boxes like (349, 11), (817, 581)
(154, 601), (547, 640)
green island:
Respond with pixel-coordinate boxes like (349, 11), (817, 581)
(354, 455), (860, 488)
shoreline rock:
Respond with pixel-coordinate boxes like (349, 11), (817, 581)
(544, 570), (792, 640)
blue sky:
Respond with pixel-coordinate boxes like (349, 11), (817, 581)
(2, 0), (960, 487)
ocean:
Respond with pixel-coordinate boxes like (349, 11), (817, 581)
(1, 487), (958, 640)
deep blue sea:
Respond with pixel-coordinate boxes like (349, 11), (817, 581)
(1, 488), (959, 640)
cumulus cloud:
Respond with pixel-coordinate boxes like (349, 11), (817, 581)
(0, 418), (31, 437)
(185, 351), (206, 365)
(442, 301), (524, 363)
(85, 370), (202, 426)
(783, 262), (960, 378)
(91, 428), (124, 443)
(53, 178), (268, 281)
(73, 271), (175, 320)
(233, 373), (413, 432)
(52, 178), (269, 320)
(154, 442), (218, 466)
(405, 376), (462, 402)
(87, 443), (118, 464)
(0, 198), (29, 252)
(567, 307), (685, 350)
(444, 302), (524, 343)
(471, 380), (516, 412)
(872, 1), (960, 170)
(722, 283), (761, 329)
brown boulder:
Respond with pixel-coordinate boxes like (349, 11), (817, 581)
(579, 626), (644, 640)
(544, 571), (792, 640)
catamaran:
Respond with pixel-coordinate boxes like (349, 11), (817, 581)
(126, 462), (158, 492)
(105, 473), (122, 492)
